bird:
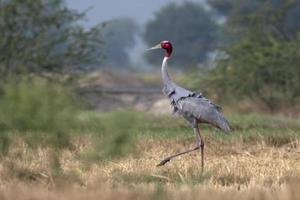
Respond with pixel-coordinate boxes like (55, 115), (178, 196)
(148, 41), (230, 170)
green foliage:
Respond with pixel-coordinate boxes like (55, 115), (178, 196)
(0, 77), (79, 149)
(205, 35), (300, 110)
(80, 111), (141, 160)
(0, 131), (11, 156)
(228, 113), (300, 130)
(95, 112), (137, 158)
(199, 1), (300, 110)
(0, 0), (104, 76)
(209, 0), (300, 39)
(144, 2), (220, 67)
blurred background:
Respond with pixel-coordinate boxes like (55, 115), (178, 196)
(0, 0), (300, 194)
(1, 0), (299, 114)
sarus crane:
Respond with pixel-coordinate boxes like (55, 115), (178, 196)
(148, 41), (230, 170)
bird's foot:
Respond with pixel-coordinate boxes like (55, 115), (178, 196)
(156, 158), (171, 167)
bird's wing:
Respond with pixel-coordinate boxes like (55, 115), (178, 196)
(163, 82), (195, 102)
(177, 96), (230, 133)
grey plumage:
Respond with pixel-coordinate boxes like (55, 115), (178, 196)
(149, 41), (230, 169)
(161, 57), (230, 133)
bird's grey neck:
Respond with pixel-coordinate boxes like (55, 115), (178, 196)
(162, 56), (173, 86)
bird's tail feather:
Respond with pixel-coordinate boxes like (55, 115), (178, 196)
(217, 115), (231, 133)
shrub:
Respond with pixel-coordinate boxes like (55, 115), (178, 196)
(0, 77), (79, 150)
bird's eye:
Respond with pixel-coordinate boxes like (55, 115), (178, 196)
(162, 43), (168, 48)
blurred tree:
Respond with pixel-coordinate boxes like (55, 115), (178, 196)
(202, 0), (300, 111)
(143, 2), (220, 68)
(208, 0), (300, 40)
(100, 18), (138, 68)
(209, 0), (267, 18)
(0, 0), (104, 77)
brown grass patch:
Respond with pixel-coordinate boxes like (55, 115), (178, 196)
(0, 136), (299, 199)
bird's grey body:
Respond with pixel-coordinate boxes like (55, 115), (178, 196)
(162, 57), (230, 132)
(148, 41), (230, 169)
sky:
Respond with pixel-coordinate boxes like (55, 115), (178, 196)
(65, 0), (205, 27)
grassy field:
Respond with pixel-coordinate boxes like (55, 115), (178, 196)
(0, 111), (299, 199)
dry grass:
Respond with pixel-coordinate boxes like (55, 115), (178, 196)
(0, 182), (300, 200)
(0, 135), (299, 199)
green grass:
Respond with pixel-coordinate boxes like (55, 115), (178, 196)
(228, 113), (300, 130)
(80, 111), (300, 145)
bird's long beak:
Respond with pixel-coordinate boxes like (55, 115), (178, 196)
(147, 43), (161, 51)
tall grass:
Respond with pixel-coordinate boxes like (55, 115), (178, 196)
(0, 77), (79, 152)
(81, 111), (138, 160)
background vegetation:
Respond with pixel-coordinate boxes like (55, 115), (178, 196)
(202, 0), (300, 111)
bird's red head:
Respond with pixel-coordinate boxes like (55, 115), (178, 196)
(148, 40), (173, 58)
(161, 41), (173, 57)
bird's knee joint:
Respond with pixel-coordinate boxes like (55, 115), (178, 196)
(197, 142), (204, 148)
(191, 123), (197, 128)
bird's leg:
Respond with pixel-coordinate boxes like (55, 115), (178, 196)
(156, 119), (202, 167)
(193, 119), (205, 171)
(156, 120), (205, 168)
(156, 146), (199, 167)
